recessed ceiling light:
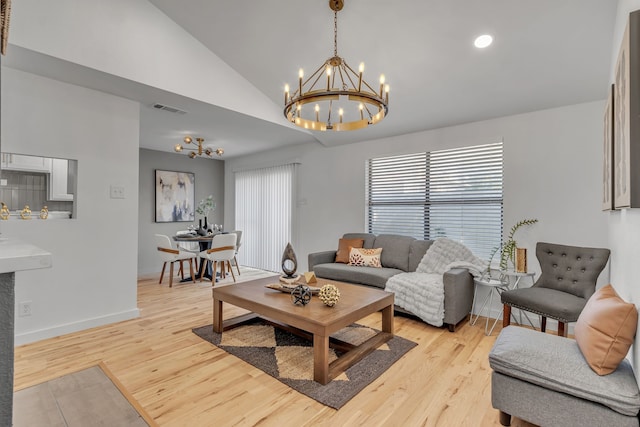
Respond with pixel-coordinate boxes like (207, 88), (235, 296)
(474, 34), (493, 49)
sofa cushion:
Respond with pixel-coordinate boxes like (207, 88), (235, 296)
(348, 247), (382, 267)
(342, 233), (376, 249)
(574, 284), (638, 376)
(409, 240), (433, 272)
(373, 234), (414, 271)
(313, 263), (402, 289)
(335, 238), (364, 263)
(489, 326), (640, 416)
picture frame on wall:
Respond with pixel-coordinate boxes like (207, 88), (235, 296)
(603, 83), (614, 211)
(155, 169), (195, 222)
(613, 10), (640, 209)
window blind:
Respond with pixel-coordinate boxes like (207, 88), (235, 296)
(366, 142), (503, 259)
(235, 164), (297, 272)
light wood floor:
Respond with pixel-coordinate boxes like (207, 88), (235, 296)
(15, 273), (537, 427)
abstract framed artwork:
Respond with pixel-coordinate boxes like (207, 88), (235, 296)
(155, 169), (195, 222)
(603, 83), (614, 211)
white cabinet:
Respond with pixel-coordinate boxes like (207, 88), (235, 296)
(48, 158), (74, 201)
(1, 153), (51, 172)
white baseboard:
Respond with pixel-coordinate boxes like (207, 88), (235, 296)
(15, 308), (140, 346)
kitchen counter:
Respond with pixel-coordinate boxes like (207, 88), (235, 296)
(0, 237), (52, 274)
(0, 237), (52, 424)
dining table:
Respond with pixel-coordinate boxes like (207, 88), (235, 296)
(172, 233), (220, 281)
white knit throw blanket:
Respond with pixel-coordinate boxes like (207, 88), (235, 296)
(385, 238), (486, 326)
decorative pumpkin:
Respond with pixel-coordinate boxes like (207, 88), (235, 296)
(319, 284), (340, 307)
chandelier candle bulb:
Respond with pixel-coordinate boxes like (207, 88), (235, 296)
(315, 104), (320, 122)
(385, 85), (390, 104)
(379, 74), (385, 98)
(299, 68), (304, 95)
(284, 84), (289, 104)
(339, 108), (344, 123)
(326, 66), (332, 90)
(358, 62), (364, 91)
(359, 103), (364, 120)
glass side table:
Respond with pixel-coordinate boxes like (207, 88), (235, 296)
(471, 277), (510, 335)
(471, 270), (536, 335)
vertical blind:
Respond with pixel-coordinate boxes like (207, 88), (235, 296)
(235, 164), (297, 272)
(366, 142), (503, 259)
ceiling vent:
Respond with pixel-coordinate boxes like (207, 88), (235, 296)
(151, 103), (187, 114)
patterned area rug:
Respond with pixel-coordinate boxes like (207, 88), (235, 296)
(192, 319), (416, 409)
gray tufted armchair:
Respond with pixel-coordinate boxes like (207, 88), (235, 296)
(501, 242), (610, 337)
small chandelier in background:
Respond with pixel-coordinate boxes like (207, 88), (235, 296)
(283, 0), (389, 131)
(174, 136), (224, 159)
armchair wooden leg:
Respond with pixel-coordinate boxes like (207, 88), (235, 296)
(227, 261), (236, 283)
(558, 321), (567, 337)
(159, 262), (167, 284)
(541, 317), (547, 333)
(212, 261), (218, 285)
(178, 261), (184, 279)
(234, 256), (241, 276)
(502, 305), (511, 328)
(499, 411), (511, 426)
(169, 262), (174, 288)
(189, 259), (195, 283)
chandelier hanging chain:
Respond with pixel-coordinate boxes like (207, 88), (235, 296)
(333, 6), (338, 57)
(283, 0), (388, 131)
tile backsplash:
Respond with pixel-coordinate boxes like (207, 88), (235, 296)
(0, 170), (73, 212)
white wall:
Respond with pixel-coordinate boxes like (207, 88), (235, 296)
(8, 0), (284, 127)
(608, 0), (640, 377)
(138, 148), (225, 275)
(1, 68), (140, 345)
(225, 101), (609, 309)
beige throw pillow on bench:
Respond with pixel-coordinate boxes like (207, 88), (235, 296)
(574, 284), (638, 375)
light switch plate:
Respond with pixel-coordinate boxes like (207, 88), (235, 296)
(110, 185), (125, 199)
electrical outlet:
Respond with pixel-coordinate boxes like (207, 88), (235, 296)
(110, 185), (125, 199)
(18, 301), (32, 317)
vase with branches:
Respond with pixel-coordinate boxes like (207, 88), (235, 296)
(196, 195), (216, 232)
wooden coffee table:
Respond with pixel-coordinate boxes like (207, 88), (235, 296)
(212, 276), (394, 385)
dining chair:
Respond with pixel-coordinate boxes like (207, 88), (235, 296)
(155, 234), (197, 287)
(230, 230), (243, 276)
(501, 241), (610, 336)
(199, 233), (237, 284)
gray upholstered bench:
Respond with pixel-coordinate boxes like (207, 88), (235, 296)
(489, 326), (640, 426)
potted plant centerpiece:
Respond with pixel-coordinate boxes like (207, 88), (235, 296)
(195, 195), (216, 235)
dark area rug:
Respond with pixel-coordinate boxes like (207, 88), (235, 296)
(192, 319), (416, 409)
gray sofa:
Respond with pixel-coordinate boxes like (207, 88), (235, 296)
(308, 233), (474, 331)
(490, 326), (640, 426)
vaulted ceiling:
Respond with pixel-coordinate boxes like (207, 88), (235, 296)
(4, 1), (618, 158)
